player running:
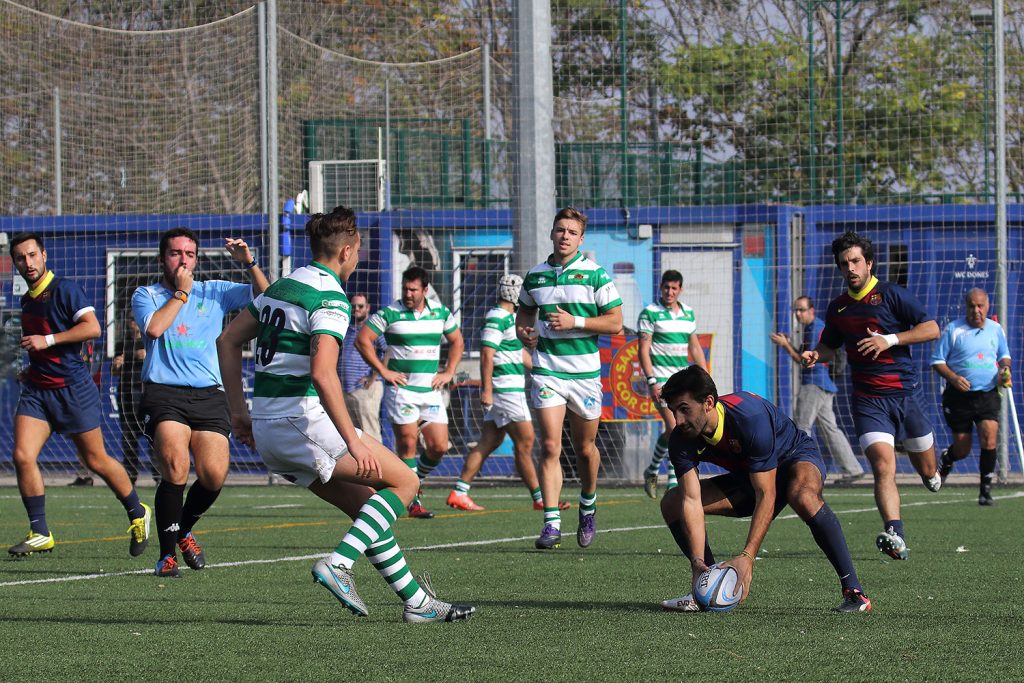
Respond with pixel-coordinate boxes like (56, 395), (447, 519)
(217, 206), (473, 623)
(637, 269), (707, 499)
(7, 232), (150, 558)
(801, 232), (940, 561)
(516, 207), (623, 549)
(446, 274), (568, 513)
(658, 366), (872, 614)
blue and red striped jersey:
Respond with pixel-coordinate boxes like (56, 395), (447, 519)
(819, 276), (932, 397)
(669, 391), (818, 476)
(21, 274), (95, 389)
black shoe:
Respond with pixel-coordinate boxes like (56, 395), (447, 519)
(67, 476), (94, 487)
(938, 448), (954, 483)
(979, 486), (995, 506)
(177, 533), (206, 570)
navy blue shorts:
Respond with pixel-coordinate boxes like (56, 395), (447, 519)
(852, 393), (932, 441)
(16, 378), (103, 435)
(706, 453), (826, 519)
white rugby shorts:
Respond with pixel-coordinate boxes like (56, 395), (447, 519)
(252, 405), (363, 488)
(530, 374), (603, 421)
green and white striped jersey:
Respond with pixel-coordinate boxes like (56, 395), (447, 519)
(479, 306), (525, 393)
(519, 252), (622, 379)
(248, 262), (350, 419)
(366, 299), (459, 393)
(636, 301), (698, 384)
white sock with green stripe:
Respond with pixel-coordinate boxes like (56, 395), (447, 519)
(645, 433), (670, 475)
(666, 468), (678, 490)
(329, 489), (404, 569)
(417, 455), (442, 480)
(579, 490), (597, 517)
(544, 507), (561, 530)
(454, 479), (471, 495)
(365, 530), (428, 607)
(529, 487), (543, 504)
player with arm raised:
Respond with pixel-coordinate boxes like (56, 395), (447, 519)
(133, 227), (269, 577)
(638, 269), (707, 499)
(355, 267), (465, 519)
(7, 232), (151, 558)
(516, 207), (623, 549)
(217, 206), (473, 623)
(801, 231), (940, 561)
(658, 366), (871, 614)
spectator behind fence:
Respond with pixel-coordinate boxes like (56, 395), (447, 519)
(338, 293), (386, 442)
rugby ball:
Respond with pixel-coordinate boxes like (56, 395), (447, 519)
(693, 563), (743, 612)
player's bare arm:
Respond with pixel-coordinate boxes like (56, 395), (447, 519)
(801, 344), (836, 368)
(144, 265), (195, 339)
(545, 304), (622, 334)
(432, 328), (464, 390)
(311, 333), (380, 480)
(216, 307), (260, 449)
(515, 304), (539, 348)
(770, 332), (802, 363)
(356, 325), (406, 386)
(680, 469), (710, 582)
(224, 237), (270, 294)
(859, 319), (939, 360)
(479, 345), (496, 407)
(638, 333), (659, 398)
(688, 333), (708, 371)
(20, 310), (101, 351)
(726, 469), (776, 601)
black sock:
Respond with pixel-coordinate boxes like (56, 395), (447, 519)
(155, 481), (186, 558)
(807, 504), (861, 592)
(979, 448), (997, 489)
(884, 518), (905, 542)
(667, 519), (715, 565)
(179, 482), (222, 538)
(118, 488), (145, 521)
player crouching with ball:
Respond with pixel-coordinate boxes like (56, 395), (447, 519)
(658, 366), (872, 613)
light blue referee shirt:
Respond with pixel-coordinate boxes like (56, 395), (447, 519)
(132, 280), (252, 388)
(930, 318), (1011, 392)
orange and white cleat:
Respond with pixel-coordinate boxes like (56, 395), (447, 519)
(446, 491), (485, 511)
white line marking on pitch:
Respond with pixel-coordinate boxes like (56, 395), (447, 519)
(1, 491), (1020, 589)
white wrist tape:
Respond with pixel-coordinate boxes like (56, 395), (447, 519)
(573, 316), (585, 330)
(881, 333), (899, 348)
(44, 334), (56, 348)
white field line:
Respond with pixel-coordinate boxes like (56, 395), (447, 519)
(1, 491), (1021, 589)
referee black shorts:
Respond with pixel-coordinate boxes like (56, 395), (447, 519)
(941, 387), (1000, 434)
(140, 383), (232, 439)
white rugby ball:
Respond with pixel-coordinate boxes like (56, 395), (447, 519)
(693, 563), (743, 612)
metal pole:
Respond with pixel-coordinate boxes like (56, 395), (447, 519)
(267, 0), (280, 280)
(483, 42), (492, 141)
(384, 73), (392, 211)
(53, 87), (62, 215)
(258, 2), (269, 216)
(834, 0), (844, 203)
(993, 0), (1009, 479)
(619, 0), (629, 206)
(807, 3), (817, 204)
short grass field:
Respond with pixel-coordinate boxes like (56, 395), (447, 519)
(1, 481), (1022, 682)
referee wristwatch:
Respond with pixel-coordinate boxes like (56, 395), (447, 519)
(173, 289), (190, 304)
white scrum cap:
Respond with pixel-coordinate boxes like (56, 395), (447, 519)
(499, 274), (524, 304)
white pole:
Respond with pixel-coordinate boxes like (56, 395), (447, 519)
(1005, 388), (1024, 476)
(993, 0), (1009, 480)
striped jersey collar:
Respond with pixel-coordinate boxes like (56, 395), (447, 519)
(28, 270), (55, 298)
(703, 402), (727, 446)
(847, 275), (878, 301)
(311, 261), (343, 287)
(545, 251), (584, 270)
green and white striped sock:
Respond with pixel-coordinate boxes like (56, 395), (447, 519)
(455, 479), (471, 495)
(417, 455), (442, 480)
(329, 489), (404, 569)
(579, 490), (597, 517)
(666, 468), (678, 490)
(645, 433), (670, 476)
(529, 487), (543, 504)
(365, 530), (428, 607)
(402, 458), (418, 476)
(544, 506), (561, 531)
